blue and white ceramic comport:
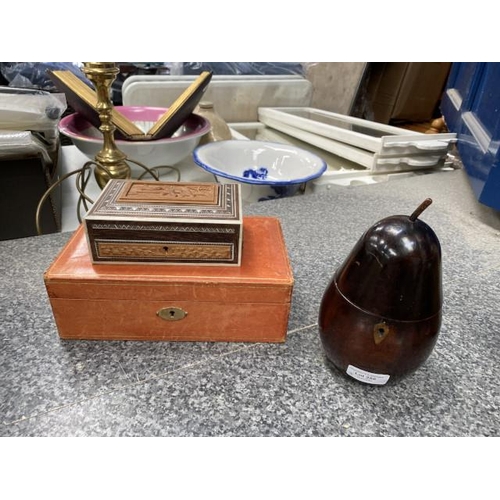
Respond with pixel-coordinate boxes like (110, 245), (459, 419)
(193, 140), (327, 203)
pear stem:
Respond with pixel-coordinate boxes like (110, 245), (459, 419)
(410, 198), (433, 221)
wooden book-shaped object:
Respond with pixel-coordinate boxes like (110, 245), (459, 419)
(47, 69), (212, 141)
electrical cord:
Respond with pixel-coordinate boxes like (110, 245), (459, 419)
(36, 158), (182, 236)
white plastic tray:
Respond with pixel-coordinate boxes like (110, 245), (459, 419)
(258, 107), (456, 156)
(259, 117), (448, 173)
(122, 76), (313, 123)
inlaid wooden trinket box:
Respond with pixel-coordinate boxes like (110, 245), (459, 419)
(44, 216), (293, 342)
(83, 179), (242, 266)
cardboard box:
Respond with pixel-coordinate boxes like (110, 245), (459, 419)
(83, 179), (242, 266)
(44, 216), (294, 342)
(365, 62), (452, 124)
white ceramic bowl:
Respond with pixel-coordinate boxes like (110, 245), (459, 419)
(59, 106), (211, 169)
(193, 139), (327, 202)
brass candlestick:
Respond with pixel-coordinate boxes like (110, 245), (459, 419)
(36, 62), (181, 235)
(82, 62), (130, 189)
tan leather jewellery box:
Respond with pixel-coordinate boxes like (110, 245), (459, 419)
(44, 216), (294, 342)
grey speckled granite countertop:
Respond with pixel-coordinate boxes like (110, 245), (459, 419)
(1, 168), (499, 436)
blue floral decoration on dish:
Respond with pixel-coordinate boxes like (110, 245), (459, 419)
(243, 167), (268, 180)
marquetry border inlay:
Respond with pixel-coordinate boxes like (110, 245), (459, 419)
(95, 239), (234, 261)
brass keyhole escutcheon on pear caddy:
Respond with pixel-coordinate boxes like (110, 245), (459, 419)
(373, 322), (390, 344)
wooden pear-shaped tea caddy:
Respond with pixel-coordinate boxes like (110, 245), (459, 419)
(319, 199), (442, 385)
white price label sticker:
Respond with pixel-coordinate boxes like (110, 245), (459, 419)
(346, 365), (390, 385)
